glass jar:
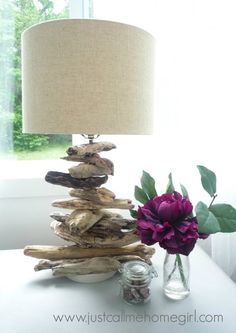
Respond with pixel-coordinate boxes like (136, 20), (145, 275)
(163, 252), (190, 300)
(119, 260), (154, 305)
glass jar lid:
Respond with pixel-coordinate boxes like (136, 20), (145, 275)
(121, 260), (152, 286)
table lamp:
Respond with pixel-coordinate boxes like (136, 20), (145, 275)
(22, 19), (156, 280)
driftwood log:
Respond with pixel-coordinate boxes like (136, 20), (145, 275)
(65, 209), (104, 233)
(24, 244), (155, 260)
(51, 257), (121, 276)
(51, 220), (139, 247)
(114, 255), (152, 265)
(50, 212), (69, 223)
(61, 153), (102, 162)
(61, 154), (114, 173)
(45, 171), (108, 188)
(66, 142), (116, 157)
(64, 209), (124, 233)
(87, 211), (135, 230)
(69, 187), (115, 202)
(35, 259), (86, 271)
(69, 161), (113, 179)
(52, 198), (134, 210)
(50, 210), (136, 232)
(34, 255), (151, 272)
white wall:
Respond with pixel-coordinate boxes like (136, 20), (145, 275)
(0, 176), (70, 249)
(0, 195), (66, 250)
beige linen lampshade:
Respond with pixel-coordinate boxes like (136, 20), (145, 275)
(22, 19), (155, 135)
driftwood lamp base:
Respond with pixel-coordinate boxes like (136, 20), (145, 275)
(24, 141), (155, 279)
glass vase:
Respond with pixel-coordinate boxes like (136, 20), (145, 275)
(163, 252), (190, 300)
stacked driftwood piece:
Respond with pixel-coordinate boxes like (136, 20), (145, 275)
(24, 141), (155, 278)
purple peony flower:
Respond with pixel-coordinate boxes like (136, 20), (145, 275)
(136, 192), (203, 256)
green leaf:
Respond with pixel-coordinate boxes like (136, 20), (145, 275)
(166, 173), (175, 193)
(180, 184), (194, 218)
(134, 185), (149, 204)
(197, 165), (217, 197)
(195, 201), (220, 234)
(140, 170), (157, 199)
(209, 204), (236, 233)
(180, 184), (189, 198)
(129, 209), (138, 219)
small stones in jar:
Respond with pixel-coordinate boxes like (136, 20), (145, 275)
(122, 285), (150, 304)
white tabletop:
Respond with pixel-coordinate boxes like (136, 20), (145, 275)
(0, 246), (236, 333)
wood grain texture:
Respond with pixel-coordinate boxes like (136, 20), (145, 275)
(52, 198), (134, 210)
(50, 220), (139, 248)
(45, 171), (108, 188)
(66, 142), (116, 157)
(24, 244), (155, 260)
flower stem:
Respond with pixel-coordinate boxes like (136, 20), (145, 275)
(209, 194), (217, 208)
(167, 256), (177, 281)
(176, 254), (189, 290)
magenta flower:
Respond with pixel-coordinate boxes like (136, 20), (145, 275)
(136, 192), (201, 255)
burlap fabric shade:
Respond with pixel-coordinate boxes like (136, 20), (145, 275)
(22, 19), (155, 135)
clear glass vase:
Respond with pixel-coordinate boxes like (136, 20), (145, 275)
(163, 252), (190, 300)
